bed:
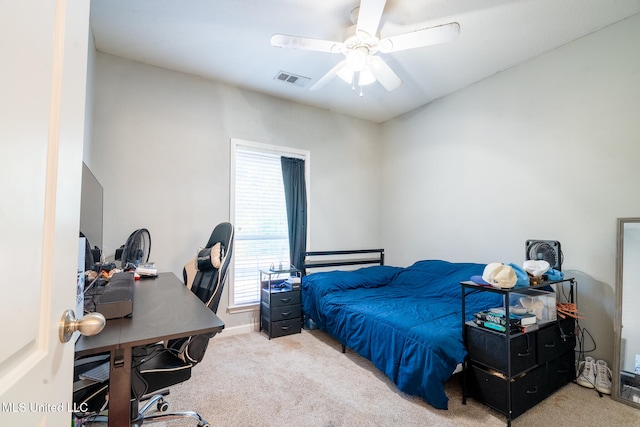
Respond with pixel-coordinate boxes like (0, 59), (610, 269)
(301, 251), (503, 410)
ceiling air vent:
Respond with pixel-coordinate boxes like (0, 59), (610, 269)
(274, 71), (310, 88)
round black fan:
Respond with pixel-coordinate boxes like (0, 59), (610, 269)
(121, 228), (151, 269)
(525, 239), (563, 271)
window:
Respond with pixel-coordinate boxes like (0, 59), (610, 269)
(230, 139), (309, 307)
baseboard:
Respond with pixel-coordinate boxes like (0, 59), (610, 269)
(217, 322), (258, 337)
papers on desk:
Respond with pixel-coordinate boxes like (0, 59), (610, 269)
(136, 262), (158, 277)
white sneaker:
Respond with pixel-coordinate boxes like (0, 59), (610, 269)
(594, 359), (612, 395)
(577, 356), (596, 389)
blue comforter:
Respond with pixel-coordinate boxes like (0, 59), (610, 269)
(302, 260), (502, 409)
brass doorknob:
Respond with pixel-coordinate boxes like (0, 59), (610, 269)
(59, 309), (106, 343)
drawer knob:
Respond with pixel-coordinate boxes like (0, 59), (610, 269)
(517, 351), (530, 357)
(281, 297), (292, 303)
(280, 325), (291, 331)
(544, 343), (556, 348)
(281, 311), (292, 317)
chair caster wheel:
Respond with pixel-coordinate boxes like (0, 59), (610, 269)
(198, 423), (209, 427)
(157, 398), (169, 412)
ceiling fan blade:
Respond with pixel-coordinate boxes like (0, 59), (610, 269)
(367, 56), (402, 91)
(310, 60), (348, 90)
(271, 34), (344, 54)
(378, 22), (460, 53)
(356, 0), (386, 37)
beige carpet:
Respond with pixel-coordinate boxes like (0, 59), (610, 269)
(134, 329), (638, 427)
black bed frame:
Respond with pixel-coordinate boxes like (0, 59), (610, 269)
(300, 248), (385, 276)
(300, 248), (385, 353)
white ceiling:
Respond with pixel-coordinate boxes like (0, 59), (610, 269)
(90, 0), (640, 123)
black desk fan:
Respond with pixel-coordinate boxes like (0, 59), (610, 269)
(525, 239), (563, 271)
(117, 228), (151, 270)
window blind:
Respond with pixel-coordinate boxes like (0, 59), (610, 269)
(232, 148), (290, 306)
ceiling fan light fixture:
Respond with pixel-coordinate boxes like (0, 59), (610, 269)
(345, 47), (369, 72)
(337, 66), (354, 84)
(358, 67), (376, 86)
(339, 47), (376, 88)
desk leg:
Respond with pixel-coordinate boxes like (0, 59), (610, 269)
(109, 347), (132, 427)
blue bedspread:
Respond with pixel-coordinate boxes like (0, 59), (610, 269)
(302, 260), (503, 409)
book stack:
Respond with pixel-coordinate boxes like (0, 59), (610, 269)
(473, 308), (537, 334)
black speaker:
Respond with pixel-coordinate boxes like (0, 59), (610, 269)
(95, 271), (134, 319)
(525, 240), (563, 271)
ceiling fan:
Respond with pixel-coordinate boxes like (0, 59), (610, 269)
(270, 0), (460, 93)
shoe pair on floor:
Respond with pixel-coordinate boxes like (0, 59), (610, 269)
(577, 356), (612, 394)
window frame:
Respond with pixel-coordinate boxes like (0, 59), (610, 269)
(228, 138), (310, 311)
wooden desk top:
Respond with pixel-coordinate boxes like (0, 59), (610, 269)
(75, 272), (225, 357)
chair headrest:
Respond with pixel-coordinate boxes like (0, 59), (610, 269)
(204, 222), (233, 251)
(196, 243), (223, 271)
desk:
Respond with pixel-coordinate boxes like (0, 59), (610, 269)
(75, 273), (225, 426)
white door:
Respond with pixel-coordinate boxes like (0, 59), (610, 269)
(0, 1), (90, 425)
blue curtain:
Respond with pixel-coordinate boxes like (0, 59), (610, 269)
(281, 157), (307, 271)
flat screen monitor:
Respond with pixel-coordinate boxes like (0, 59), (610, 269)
(79, 162), (103, 256)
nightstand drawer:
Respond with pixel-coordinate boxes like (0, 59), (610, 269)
(466, 324), (537, 376)
(467, 363), (548, 419)
(261, 317), (301, 338)
(262, 303), (301, 321)
(267, 290), (301, 307)
(546, 350), (575, 392)
(536, 318), (575, 365)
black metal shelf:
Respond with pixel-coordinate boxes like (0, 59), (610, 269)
(461, 278), (577, 427)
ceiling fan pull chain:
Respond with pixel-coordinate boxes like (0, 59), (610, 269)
(359, 85), (364, 97)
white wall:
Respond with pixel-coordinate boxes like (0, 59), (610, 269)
(82, 29), (96, 168)
(88, 53), (383, 331)
(381, 14), (640, 364)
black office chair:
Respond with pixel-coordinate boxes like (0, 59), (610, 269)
(74, 222), (234, 427)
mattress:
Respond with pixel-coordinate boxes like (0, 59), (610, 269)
(302, 259), (503, 409)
